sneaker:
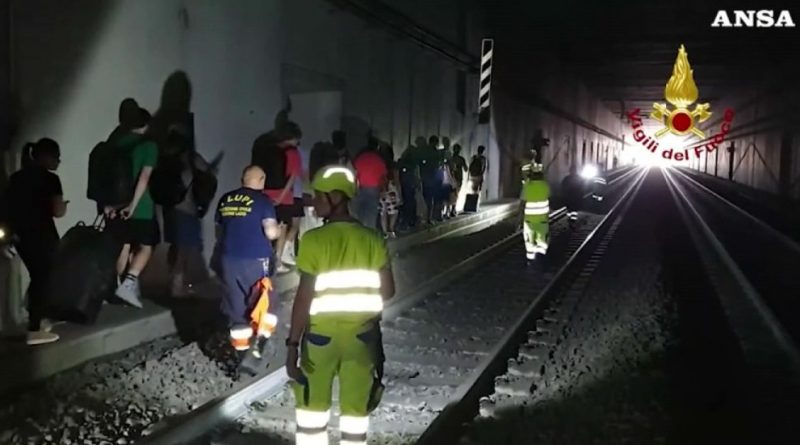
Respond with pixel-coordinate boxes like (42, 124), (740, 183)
(276, 264), (292, 275)
(26, 331), (59, 345)
(115, 276), (144, 308)
(389, 232), (397, 239)
(281, 245), (297, 266)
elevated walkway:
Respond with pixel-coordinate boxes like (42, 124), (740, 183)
(0, 199), (519, 395)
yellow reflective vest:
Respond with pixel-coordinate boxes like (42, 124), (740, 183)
(295, 221), (388, 333)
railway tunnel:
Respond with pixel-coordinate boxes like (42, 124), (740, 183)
(1, 0), (799, 444)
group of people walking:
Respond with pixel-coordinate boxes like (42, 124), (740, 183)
(0, 86), (492, 444)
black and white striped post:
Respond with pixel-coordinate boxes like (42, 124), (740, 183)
(478, 38), (493, 124)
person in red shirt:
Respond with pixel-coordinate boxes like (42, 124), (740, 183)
(352, 139), (388, 230)
(264, 123), (304, 274)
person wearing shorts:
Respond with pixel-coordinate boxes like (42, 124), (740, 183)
(264, 122), (304, 274)
(105, 99), (159, 309)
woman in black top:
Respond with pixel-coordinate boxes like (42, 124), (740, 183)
(5, 138), (68, 344)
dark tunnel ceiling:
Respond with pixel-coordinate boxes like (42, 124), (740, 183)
(483, 0), (800, 117)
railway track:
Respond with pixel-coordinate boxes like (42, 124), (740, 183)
(662, 168), (800, 438)
(138, 167), (643, 445)
(446, 167), (800, 445)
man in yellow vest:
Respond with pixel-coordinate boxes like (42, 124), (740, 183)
(285, 165), (395, 445)
(521, 162), (550, 264)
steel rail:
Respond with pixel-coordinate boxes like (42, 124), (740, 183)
(139, 167), (638, 445)
(672, 168), (800, 256)
(663, 168), (800, 373)
(413, 167), (648, 445)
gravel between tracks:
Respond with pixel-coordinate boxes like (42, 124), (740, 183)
(0, 218), (518, 445)
(460, 170), (750, 445)
(212, 215), (600, 445)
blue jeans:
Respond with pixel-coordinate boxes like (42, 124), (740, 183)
(422, 177), (441, 221)
(400, 182), (417, 228)
(353, 186), (380, 230)
(163, 208), (203, 248)
(220, 256), (272, 327)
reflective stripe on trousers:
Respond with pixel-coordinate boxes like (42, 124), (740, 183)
(296, 409), (330, 445)
(340, 415), (369, 445)
(523, 220), (549, 257)
(229, 326), (253, 351)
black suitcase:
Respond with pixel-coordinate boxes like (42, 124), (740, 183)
(463, 193), (479, 213)
(48, 217), (121, 324)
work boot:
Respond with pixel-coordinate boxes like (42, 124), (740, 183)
(238, 336), (274, 377)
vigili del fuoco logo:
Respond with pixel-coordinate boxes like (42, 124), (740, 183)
(626, 45), (734, 162)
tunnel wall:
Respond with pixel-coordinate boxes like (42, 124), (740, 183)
(490, 52), (624, 197)
(6, 0), (483, 240)
(686, 84), (800, 200)
(1, 0), (493, 306)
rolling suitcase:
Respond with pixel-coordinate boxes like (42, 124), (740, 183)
(463, 193), (479, 213)
(48, 216), (121, 324)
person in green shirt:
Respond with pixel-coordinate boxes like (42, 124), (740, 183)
(104, 98), (160, 308)
(285, 165), (395, 445)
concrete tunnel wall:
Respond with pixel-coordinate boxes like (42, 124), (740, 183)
(490, 48), (625, 198)
(683, 83), (800, 200)
(1, 0), (624, 315)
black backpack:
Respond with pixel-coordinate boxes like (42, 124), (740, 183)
(87, 138), (138, 208)
(251, 132), (287, 190)
(149, 153), (188, 207)
(469, 155), (485, 176)
(191, 164), (218, 217)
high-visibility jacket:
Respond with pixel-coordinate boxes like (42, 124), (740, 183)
(293, 221), (389, 445)
(522, 179), (550, 220)
(296, 221), (388, 333)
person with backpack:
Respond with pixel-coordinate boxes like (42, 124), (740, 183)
(419, 135), (442, 225)
(158, 123), (216, 296)
(447, 144), (468, 218)
(468, 145), (488, 194)
(252, 122), (304, 274)
(92, 98), (159, 308)
(3, 138), (68, 345)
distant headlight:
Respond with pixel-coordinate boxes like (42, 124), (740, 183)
(0, 228), (6, 240)
(580, 164), (598, 179)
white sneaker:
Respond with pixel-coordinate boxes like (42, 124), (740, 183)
(281, 241), (296, 266)
(115, 277), (144, 308)
(276, 264), (292, 275)
(27, 331), (59, 345)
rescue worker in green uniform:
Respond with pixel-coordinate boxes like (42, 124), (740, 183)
(521, 162), (550, 264)
(285, 165), (396, 445)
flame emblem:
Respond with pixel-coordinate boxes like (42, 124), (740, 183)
(650, 45), (711, 139)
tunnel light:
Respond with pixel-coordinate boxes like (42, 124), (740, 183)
(0, 228), (5, 240)
(580, 164), (598, 179)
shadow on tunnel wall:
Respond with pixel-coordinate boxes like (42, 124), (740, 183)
(342, 115), (373, 156)
(7, 0), (117, 154)
(0, 0), (117, 326)
(139, 70), (234, 365)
